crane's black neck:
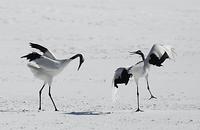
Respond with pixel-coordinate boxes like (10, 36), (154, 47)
(139, 52), (145, 61)
(70, 54), (83, 60)
(69, 54), (84, 70)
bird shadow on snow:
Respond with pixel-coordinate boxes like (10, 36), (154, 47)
(63, 111), (112, 116)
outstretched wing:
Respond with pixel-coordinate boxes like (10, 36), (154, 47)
(30, 42), (56, 60)
(21, 52), (62, 71)
(146, 44), (176, 67)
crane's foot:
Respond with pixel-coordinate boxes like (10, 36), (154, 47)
(38, 108), (41, 111)
(135, 108), (144, 112)
(149, 95), (157, 100)
(55, 108), (59, 111)
(38, 108), (45, 112)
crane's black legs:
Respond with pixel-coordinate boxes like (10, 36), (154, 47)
(145, 76), (157, 100)
(38, 83), (58, 111)
(135, 80), (143, 112)
(48, 85), (58, 111)
(39, 83), (45, 110)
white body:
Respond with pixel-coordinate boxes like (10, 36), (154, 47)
(112, 44), (176, 112)
(22, 43), (84, 111)
(27, 56), (72, 85)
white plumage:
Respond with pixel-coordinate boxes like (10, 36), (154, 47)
(21, 43), (84, 111)
(113, 44), (176, 112)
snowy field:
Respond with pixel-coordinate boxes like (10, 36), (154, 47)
(0, 0), (200, 129)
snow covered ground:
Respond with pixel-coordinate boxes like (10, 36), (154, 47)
(0, 0), (200, 129)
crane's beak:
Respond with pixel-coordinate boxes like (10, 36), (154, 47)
(77, 55), (84, 71)
(129, 51), (137, 55)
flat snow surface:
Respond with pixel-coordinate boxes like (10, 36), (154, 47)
(0, 0), (200, 129)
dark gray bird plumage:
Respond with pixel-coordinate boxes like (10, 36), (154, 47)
(114, 67), (132, 88)
(30, 42), (48, 53)
(21, 52), (41, 62)
(149, 52), (169, 67)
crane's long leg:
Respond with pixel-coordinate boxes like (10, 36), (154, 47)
(48, 85), (58, 111)
(145, 75), (157, 100)
(39, 83), (45, 110)
(135, 79), (143, 112)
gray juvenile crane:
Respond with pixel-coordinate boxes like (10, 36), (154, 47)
(21, 43), (84, 111)
(112, 44), (176, 112)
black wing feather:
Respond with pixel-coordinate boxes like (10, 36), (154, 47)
(21, 52), (41, 62)
(114, 68), (132, 88)
(30, 42), (48, 53)
(149, 52), (169, 67)
(158, 52), (169, 65)
(149, 53), (160, 66)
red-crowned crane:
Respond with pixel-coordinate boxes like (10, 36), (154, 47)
(112, 44), (176, 112)
(21, 43), (84, 111)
